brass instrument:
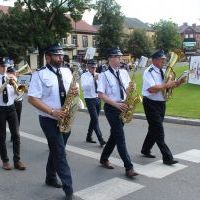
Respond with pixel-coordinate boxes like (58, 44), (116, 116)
(120, 71), (142, 123)
(17, 63), (32, 75)
(58, 66), (81, 133)
(9, 78), (27, 95)
(163, 50), (185, 100)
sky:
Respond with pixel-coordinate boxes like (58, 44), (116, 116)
(1, 0), (200, 26)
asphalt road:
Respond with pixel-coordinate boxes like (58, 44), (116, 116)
(0, 97), (200, 200)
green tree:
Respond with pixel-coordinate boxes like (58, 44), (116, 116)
(153, 20), (182, 53)
(0, 8), (30, 64)
(93, 0), (124, 58)
(128, 29), (153, 59)
(0, 0), (91, 66)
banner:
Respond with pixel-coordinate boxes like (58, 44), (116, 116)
(84, 47), (96, 60)
(188, 56), (200, 85)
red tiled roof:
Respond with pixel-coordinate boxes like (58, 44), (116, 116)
(71, 20), (98, 33)
(0, 5), (9, 14)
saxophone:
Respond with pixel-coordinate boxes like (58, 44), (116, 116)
(58, 67), (80, 133)
(120, 71), (142, 123)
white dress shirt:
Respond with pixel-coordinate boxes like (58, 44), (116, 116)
(81, 71), (98, 98)
(98, 68), (130, 102)
(0, 74), (17, 106)
(28, 66), (72, 118)
(142, 64), (165, 101)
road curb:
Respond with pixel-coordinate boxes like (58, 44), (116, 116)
(79, 108), (200, 126)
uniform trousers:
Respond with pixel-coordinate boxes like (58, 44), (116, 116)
(85, 98), (103, 141)
(39, 116), (73, 195)
(0, 105), (20, 163)
(141, 97), (173, 161)
(10, 100), (23, 142)
(100, 103), (133, 171)
(14, 100), (23, 125)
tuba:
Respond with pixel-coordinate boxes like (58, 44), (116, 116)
(120, 71), (142, 123)
(163, 50), (185, 100)
(58, 65), (81, 133)
(17, 63), (32, 75)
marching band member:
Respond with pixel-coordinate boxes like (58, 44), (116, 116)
(0, 57), (26, 170)
(141, 50), (178, 165)
(98, 48), (138, 178)
(7, 66), (23, 142)
(81, 59), (106, 147)
(28, 44), (77, 200)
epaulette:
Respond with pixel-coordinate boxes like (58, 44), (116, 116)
(148, 67), (153, 72)
(36, 66), (46, 71)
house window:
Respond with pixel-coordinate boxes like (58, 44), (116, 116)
(189, 34), (194, 38)
(92, 36), (97, 47)
(82, 35), (88, 47)
(185, 34), (188, 38)
(72, 35), (77, 46)
(62, 38), (67, 45)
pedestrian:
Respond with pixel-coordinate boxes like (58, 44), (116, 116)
(98, 48), (138, 178)
(28, 44), (78, 200)
(0, 57), (26, 170)
(141, 49), (179, 165)
(6, 66), (23, 142)
(81, 59), (106, 147)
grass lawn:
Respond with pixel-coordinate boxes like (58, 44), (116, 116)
(80, 65), (200, 119)
(134, 65), (200, 119)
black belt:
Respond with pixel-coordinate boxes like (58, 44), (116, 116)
(143, 96), (165, 104)
(0, 104), (15, 111)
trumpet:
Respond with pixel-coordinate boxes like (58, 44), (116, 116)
(9, 78), (27, 94)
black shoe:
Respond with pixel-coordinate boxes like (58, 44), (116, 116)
(125, 169), (139, 178)
(86, 137), (96, 143)
(45, 180), (62, 188)
(65, 193), (74, 200)
(100, 140), (106, 147)
(163, 159), (179, 165)
(100, 160), (114, 169)
(141, 151), (156, 158)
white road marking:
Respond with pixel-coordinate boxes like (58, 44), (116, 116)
(74, 177), (144, 200)
(174, 149), (200, 163)
(16, 130), (187, 179)
(135, 160), (187, 179)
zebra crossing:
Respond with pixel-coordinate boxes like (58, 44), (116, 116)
(18, 130), (200, 200)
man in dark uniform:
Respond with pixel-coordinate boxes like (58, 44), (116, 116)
(0, 57), (26, 170)
(141, 50), (179, 165)
(98, 48), (138, 178)
(7, 66), (23, 142)
(81, 59), (106, 146)
(28, 44), (78, 200)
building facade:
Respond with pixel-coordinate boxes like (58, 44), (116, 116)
(179, 23), (200, 53)
(62, 19), (98, 61)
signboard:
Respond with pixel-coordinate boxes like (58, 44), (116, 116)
(138, 56), (148, 68)
(84, 47), (96, 60)
(188, 56), (200, 85)
(18, 75), (32, 87)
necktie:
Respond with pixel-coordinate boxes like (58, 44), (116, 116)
(108, 66), (125, 100)
(92, 74), (98, 93)
(2, 76), (8, 103)
(56, 68), (66, 106)
(160, 69), (164, 80)
(116, 70), (124, 100)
